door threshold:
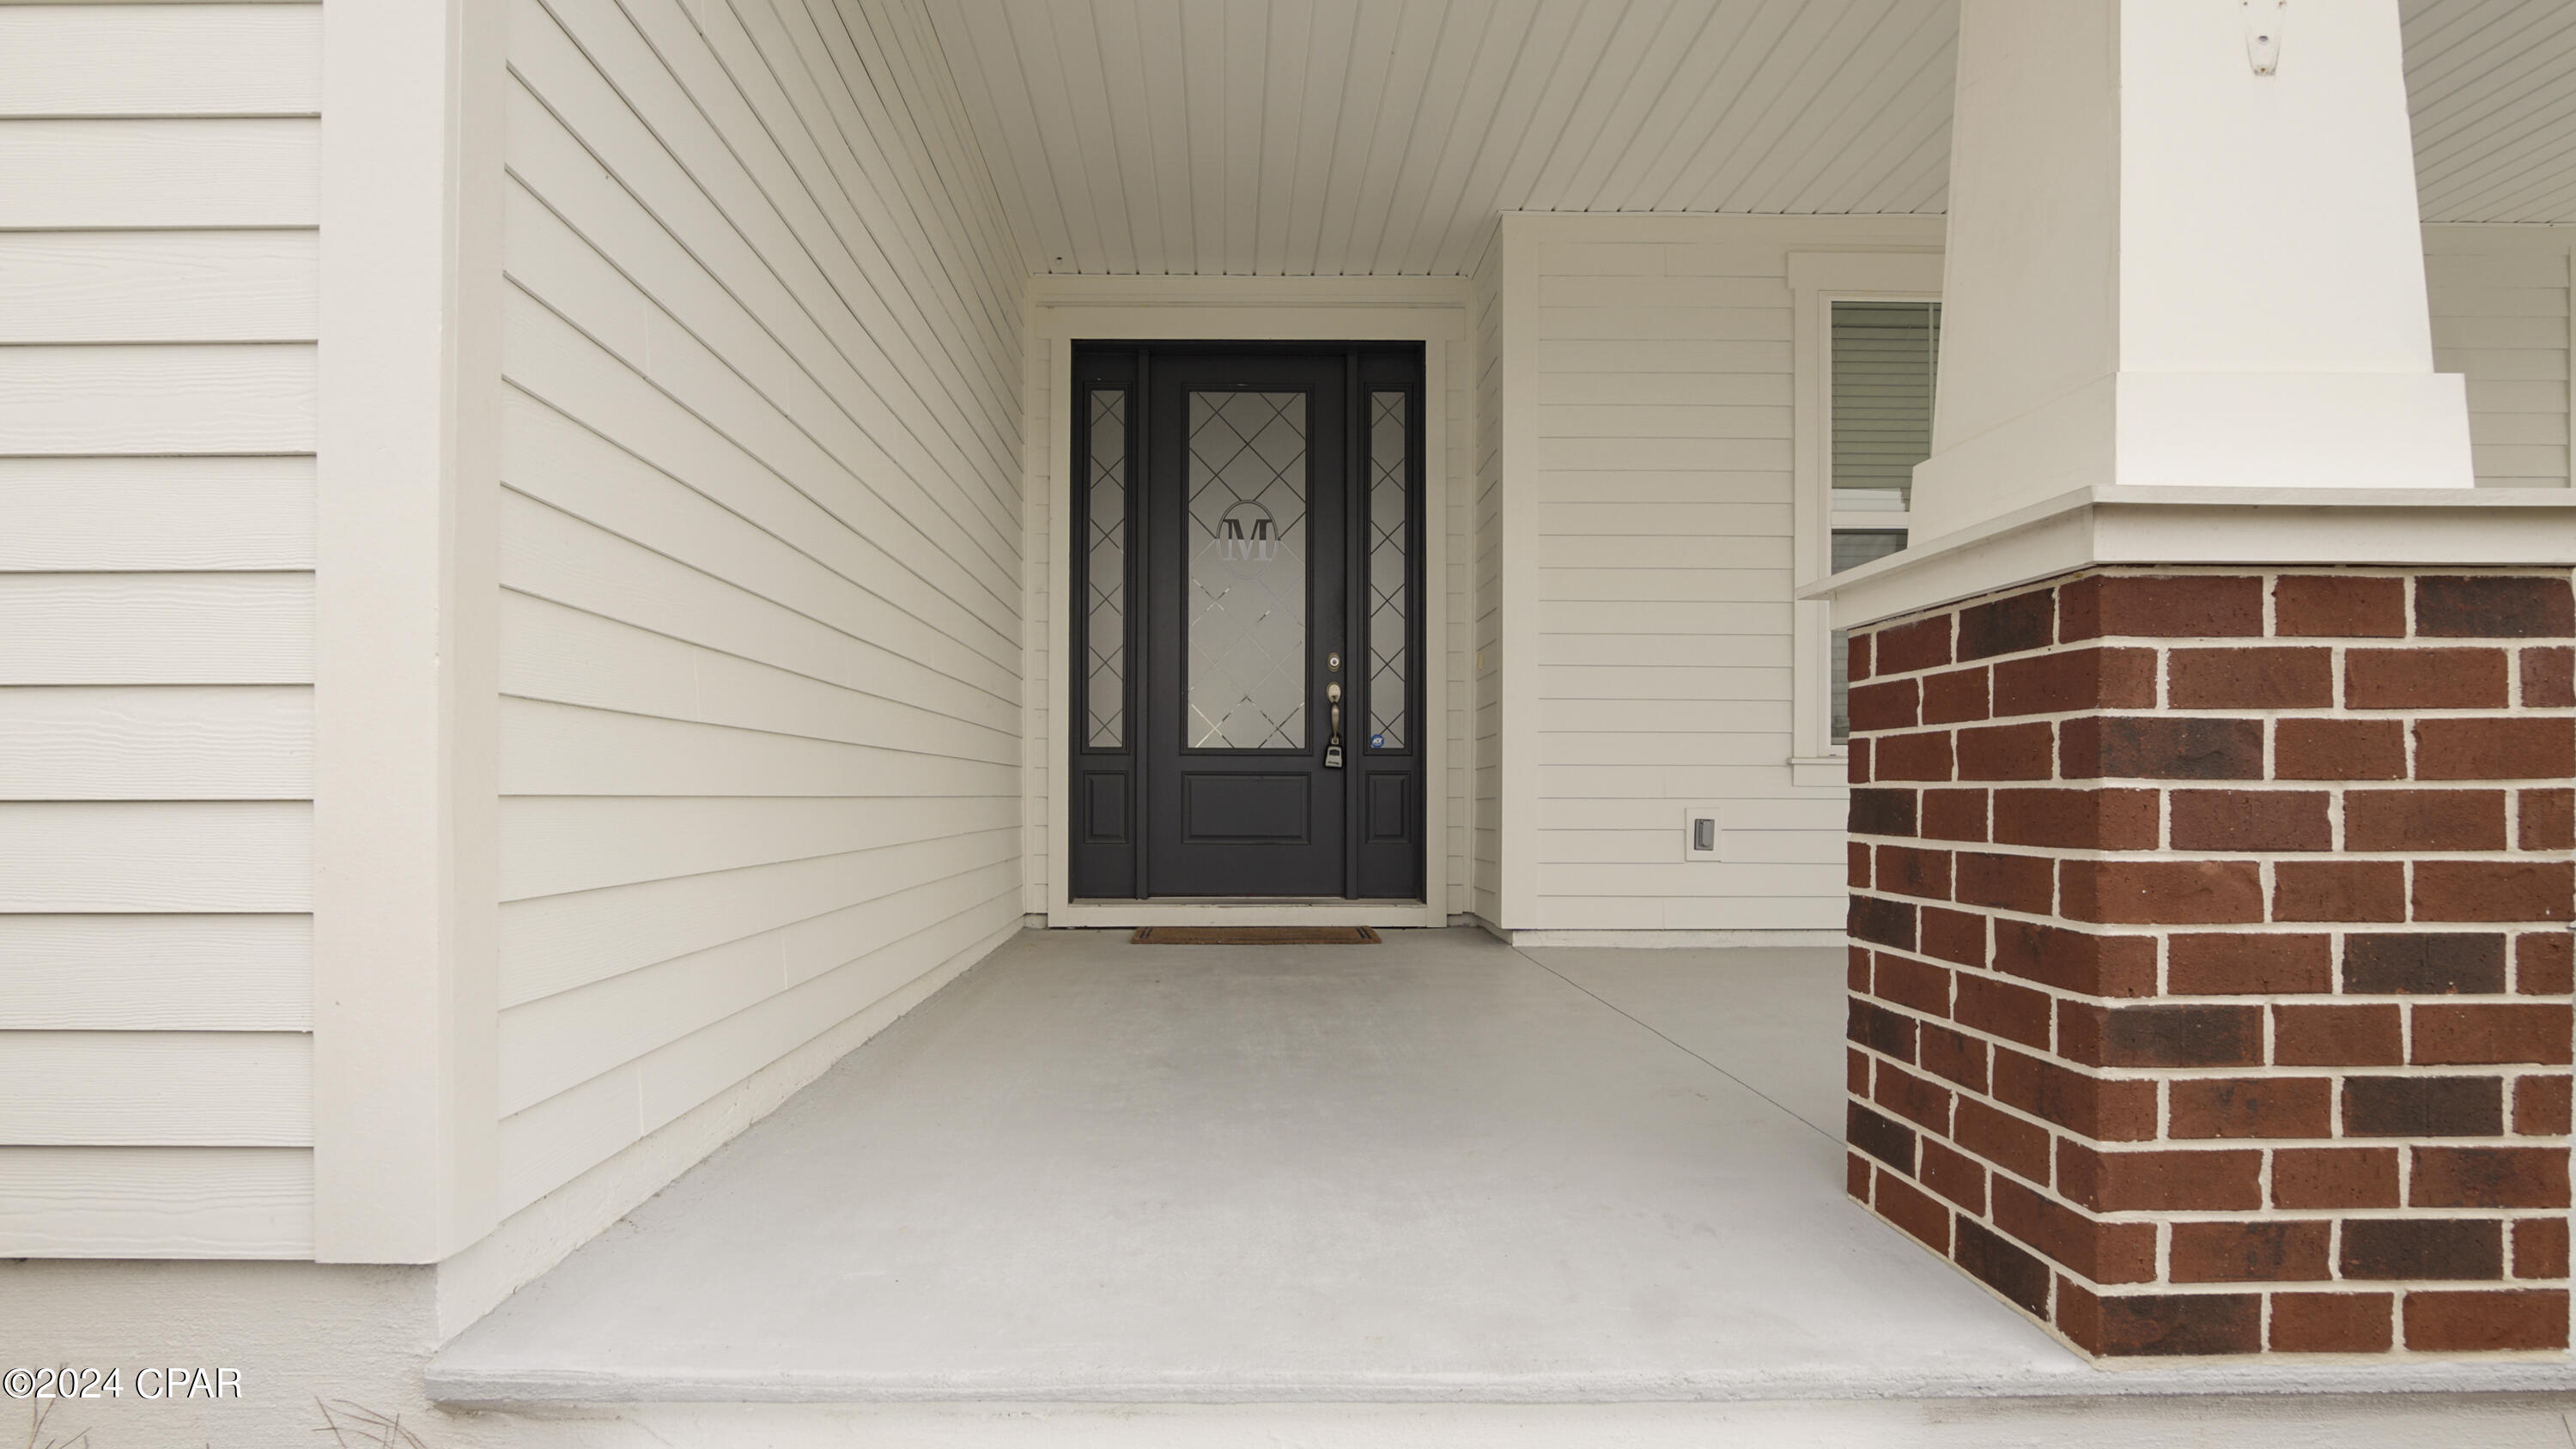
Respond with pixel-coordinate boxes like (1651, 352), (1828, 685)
(1048, 899), (1440, 929)
(1126, 896), (1423, 906)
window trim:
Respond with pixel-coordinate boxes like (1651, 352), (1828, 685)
(1788, 251), (1944, 781)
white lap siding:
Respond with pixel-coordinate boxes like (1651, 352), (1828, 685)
(1502, 215), (1892, 934)
(496, 0), (1025, 1216)
(2424, 226), (2576, 490)
(0, 2), (321, 1257)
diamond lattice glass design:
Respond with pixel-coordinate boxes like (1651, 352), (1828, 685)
(1186, 391), (1308, 749)
(1366, 392), (1407, 751)
(1084, 391), (1127, 749)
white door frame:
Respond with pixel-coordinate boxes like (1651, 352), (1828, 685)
(1030, 277), (1467, 928)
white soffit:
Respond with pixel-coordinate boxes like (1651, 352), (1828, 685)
(931, 1), (2576, 277)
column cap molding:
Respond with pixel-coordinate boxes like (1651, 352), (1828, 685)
(1800, 484), (2576, 629)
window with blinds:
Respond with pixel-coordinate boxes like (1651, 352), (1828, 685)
(1828, 300), (1940, 744)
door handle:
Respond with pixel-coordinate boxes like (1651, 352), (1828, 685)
(1325, 682), (1345, 768)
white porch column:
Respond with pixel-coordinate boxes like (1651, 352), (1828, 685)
(1911, 0), (2473, 540)
(1820, 0), (2576, 1363)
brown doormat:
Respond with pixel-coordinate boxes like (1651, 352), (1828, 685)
(1130, 925), (1382, 945)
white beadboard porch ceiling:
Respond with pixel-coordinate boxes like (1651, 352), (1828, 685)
(927, 0), (2576, 276)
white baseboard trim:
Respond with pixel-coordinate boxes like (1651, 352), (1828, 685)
(1500, 929), (1844, 949)
(430, 917), (1028, 1341)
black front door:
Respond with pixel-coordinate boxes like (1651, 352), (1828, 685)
(1068, 344), (1425, 900)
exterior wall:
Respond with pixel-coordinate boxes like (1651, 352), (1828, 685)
(491, 0), (1027, 1220)
(2424, 226), (2576, 490)
(1491, 215), (1946, 936)
(1845, 567), (2575, 1356)
(0, 0), (321, 1256)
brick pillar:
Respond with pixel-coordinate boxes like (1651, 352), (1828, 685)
(1844, 567), (2575, 1357)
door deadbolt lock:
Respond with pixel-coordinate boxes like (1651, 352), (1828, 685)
(1327, 652), (1342, 672)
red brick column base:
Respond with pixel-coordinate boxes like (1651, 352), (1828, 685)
(1844, 567), (2575, 1357)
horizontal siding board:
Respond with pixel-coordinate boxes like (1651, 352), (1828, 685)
(1534, 501), (1790, 537)
(1537, 698), (1789, 733)
(499, 893), (1016, 1211)
(544, 0), (1017, 485)
(1538, 828), (1841, 865)
(1532, 471), (1789, 506)
(0, 344), (314, 455)
(0, 913), (309, 1031)
(0, 231), (318, 343)
(502, 592), (1019, 764)
(2427, 284), (2570, 318)
(0, 457), (314, 572)
(1536, 664), (1791, 700)
(1540, 796), (1843, 831)
(498, 118), (1018, 606)
(500, 696), (1018, 796)
(0, 1031), (310, 1145)
(1531, 894), (1844, 931)
(2435, 345), (2569, 381)
(500, 817), (1017, 1006)
(503, 7), (1018, 602)
(0, 4), (321, 118)
(1538, 567), (1791, 603)
(1536, 339), (1791, 373)
(498, 301), (1018, 670)
(498, 490), (1014, 733)
(0, 685), (309, 799)
(0, 118), (318, 228)
(1537, 403), (1791, 439)
(2426, 254), (2574, 289)
(2473, 442), (2569, 477)
(498, 393), (1019, 702)
(493, 1065), (637, 1219)
(0, 573), (312, 684)
(1538, 306), (1790, 342)
(499, 857), (1014, 1112)
(0, 802), (311, 912)
(499, 793), (1012, 902)
(0, 1146), (311, 1258)
(631, 894), (1018, 1135)
(2433, 313), (2573, 349)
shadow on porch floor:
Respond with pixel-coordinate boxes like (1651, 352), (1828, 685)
(427, 927), (2568, 1404)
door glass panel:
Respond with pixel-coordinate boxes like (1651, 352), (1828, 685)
(1186, 391), (1308, 749)
(1084, 390), (1127, 749)
(1366, 391), (1407, 751)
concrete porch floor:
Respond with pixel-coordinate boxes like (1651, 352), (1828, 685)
(428, 928), (2576, 1404)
